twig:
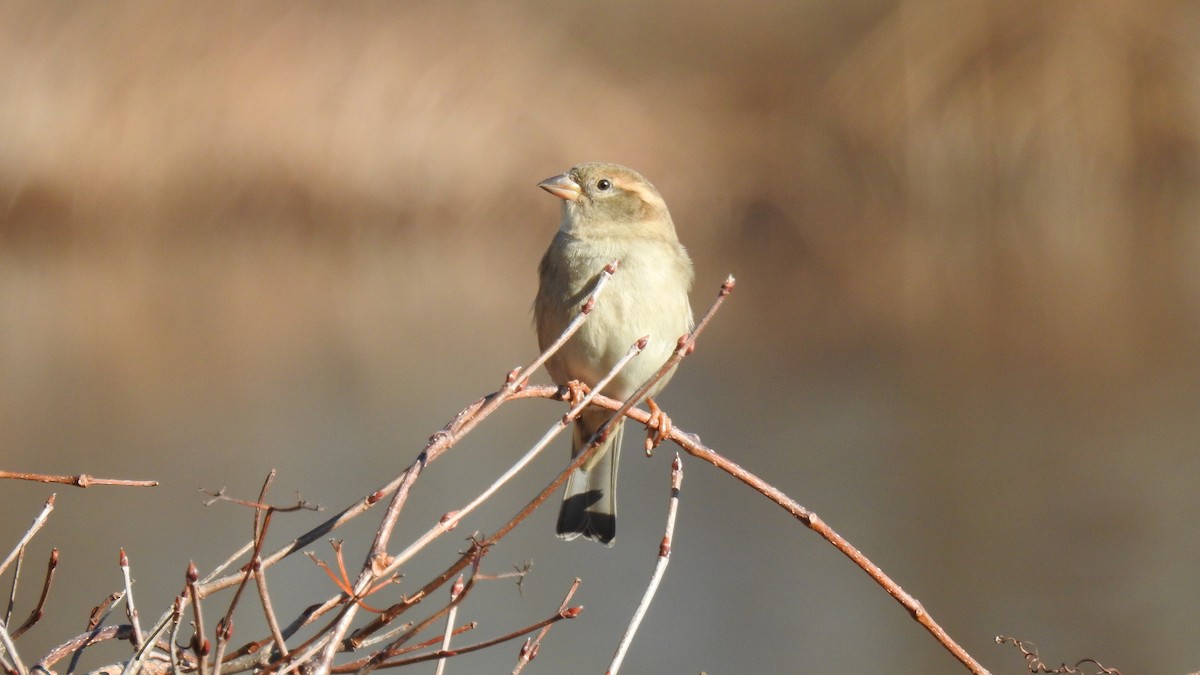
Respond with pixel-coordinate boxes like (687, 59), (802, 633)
(0, 617), (26, 675)
(508, 385), (989, 674)
(169, 594), (185, 675)
(355, 622), (474, 662)
(123, 596), (181, 675)
(511, 579), (581, 674)
(996, 636), (1122, 675)
(187, 264), (616, 607)
(119, 549), (144, 650)
(310, 264), (621, 674)
(187, 266), (621, 632)
(433, 576), (465, 675)
(186, 563), (210, 675)
(209, 473), (289, 674)
(37, 625), (131, 671)
(598, 274), (735, 450)
(347, 621), (415, 651)
(65, 592), (125, 674)
(0, 495), (55, 579)
(254, 560), (288, 660)
(11, 548), (56, 639)
(250, 472), (290, 660)
(379, 337), (646, 583)
(364, 606), (582, 670)
(607, 454), (682, 674)
(4, 544), (20, 627)
(360, 558), (483, 672)
(0, 471), (158, 488)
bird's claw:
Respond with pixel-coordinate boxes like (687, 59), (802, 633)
(643, 398), (673, 456)
(563, 380), (591, 408)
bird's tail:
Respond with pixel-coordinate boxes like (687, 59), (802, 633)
(556, 406), (622, 545)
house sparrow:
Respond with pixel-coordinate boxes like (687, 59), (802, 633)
(535, 162), (694, 545)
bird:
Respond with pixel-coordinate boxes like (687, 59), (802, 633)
(534, 162), (694, 545)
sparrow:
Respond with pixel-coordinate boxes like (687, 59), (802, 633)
(534, 162), (694, 545)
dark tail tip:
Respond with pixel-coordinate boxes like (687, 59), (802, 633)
(556, 490), (616, 546)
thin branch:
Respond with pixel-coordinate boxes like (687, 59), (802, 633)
(63, 592), (126, 675)
(254, 560), (288, 660)
(377, 337), (646, 584)
(37, 625), (131, 671)
(0, 617), (27, 675)
(182, 266), (623, 644)
(596, 274), (735, 450)
(123, 596), (182, 675)
(11, 548), (56, 639)
(996, 636), (1122, 675)
(511, 578), (581, 674)
(0, 495), (55, 579)
(119, 549), (144, 650)
(0, 471), (158, 488)
(251, 472), (290, 660)
(209, 473), (293, 674)
(507, 385), (989, 674)
(4, 544), (20, 627)
(607, 454), (682, 675)
(311, 263), (621, 674)
(366, 606), (582, 670)
(433, 575), (465, 675)
(186, 563), (210, 675)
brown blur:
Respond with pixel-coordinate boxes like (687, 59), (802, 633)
(2, 1), (1198, 672)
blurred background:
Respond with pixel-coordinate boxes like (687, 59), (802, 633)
(2, 1), (1199, 672)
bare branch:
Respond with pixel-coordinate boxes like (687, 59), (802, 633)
(119, 549), (144, 650)
(0, 472), (157, 488)
(361, 606), (582, 671)
(0, 495), (55, 579)
(507, 384), (989, 674)
(0, 616), (27, 675)
(512, 578), (581, 674)
(11, 548), (56, 639)
(607, 453), (683, 674)
(432, 575), (465, 675)
(186, 563), (210, 675)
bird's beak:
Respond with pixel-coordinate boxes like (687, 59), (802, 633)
(538, 173), (581, 201)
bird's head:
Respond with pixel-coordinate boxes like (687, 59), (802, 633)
(538, 162), (673, 236)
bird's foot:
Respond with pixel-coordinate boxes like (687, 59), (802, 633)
(643, 397), (673, 456)
(562, 380), (591, 408)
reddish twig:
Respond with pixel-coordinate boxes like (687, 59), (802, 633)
(68, 592), (125, 674)
(11, 548), (56, 639)
(0, 471), (158, 488)
(511, 578), (581, 674)
(249, 473), (290, 660)
(37, 625), (130, 670)
(507, 384), (989, 674)
(311, 263), (622, 672)
(186, 563), (210, 675)
(607, 454), (683, 674)
(365, 606), (582, 670)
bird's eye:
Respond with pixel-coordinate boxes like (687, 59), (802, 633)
(596, 179), (612, 191)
